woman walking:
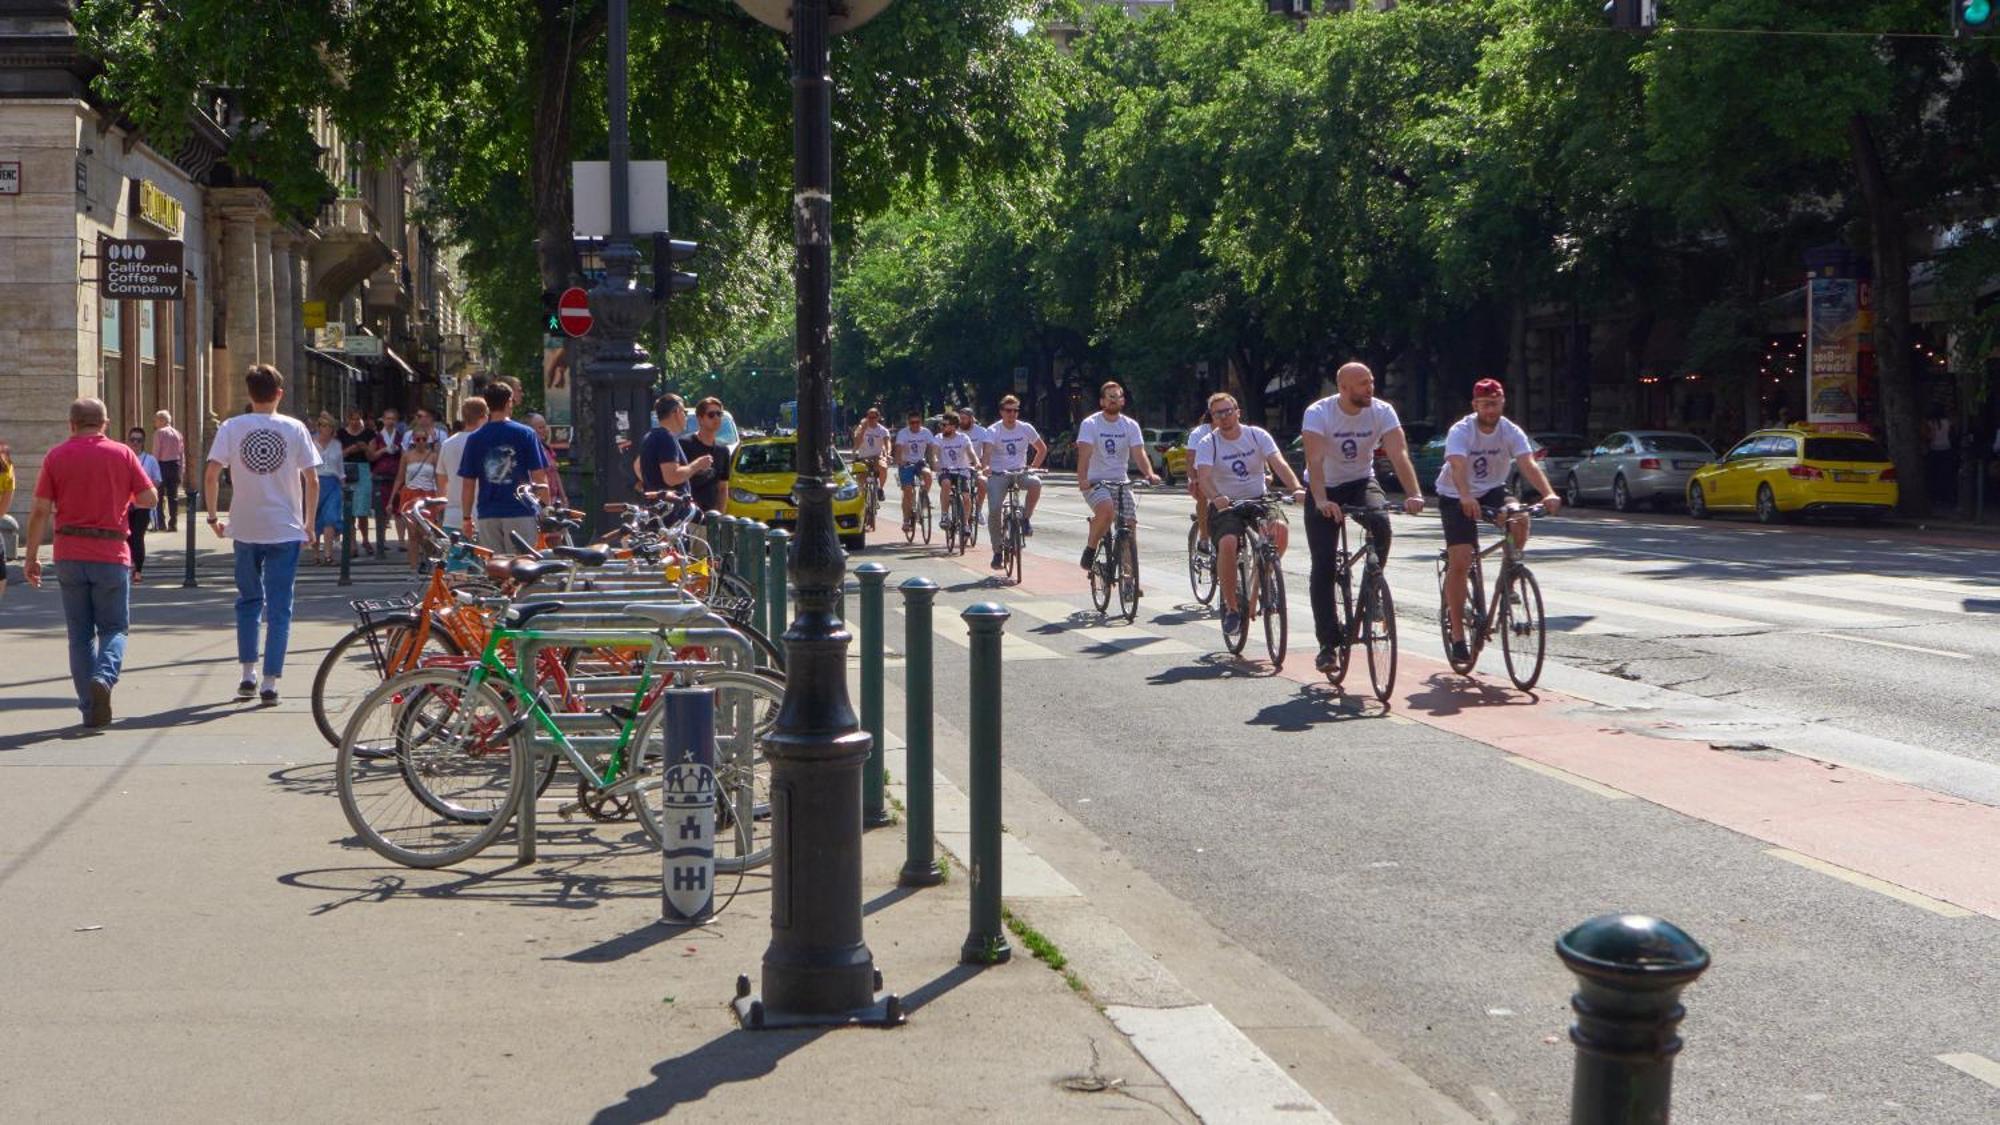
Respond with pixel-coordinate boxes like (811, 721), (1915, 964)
(390, 417), (441, 571)
(123, 427), (164, 582)
(338, 409), (376, 556)
(312, 414), (345, 565)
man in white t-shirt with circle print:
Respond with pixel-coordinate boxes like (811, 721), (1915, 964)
(1436, 378), (1561, 666)
(204, 364), (321, 705)
(1299, 361), (1426, 674)
(1193, 392), (1306, 639)
(1075, 381), (1161, 575)
(979, 393), (1047, 567)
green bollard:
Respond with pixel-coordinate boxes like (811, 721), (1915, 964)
(857, 563), (892, 829)
(1556, 914), (1710, 1125)
(897, 578), (942, 887)
(765, 528), (791, 639)
(960, 602), (1011, 964)
(713, 514), (735, 580)
(744, 520), (768, 638)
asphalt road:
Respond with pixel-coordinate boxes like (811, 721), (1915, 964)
(858, 472), (2000, 1124)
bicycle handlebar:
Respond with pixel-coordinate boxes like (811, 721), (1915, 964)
(1480, 502), (1549, 520)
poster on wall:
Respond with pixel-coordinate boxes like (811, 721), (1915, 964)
(542, 334), (572, 440)
(1806, 278), (1861, 425)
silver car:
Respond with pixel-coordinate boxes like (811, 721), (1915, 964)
(1563, 430), (1717, 512)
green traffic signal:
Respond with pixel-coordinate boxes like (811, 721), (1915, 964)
(1964, 0), (1995, 29)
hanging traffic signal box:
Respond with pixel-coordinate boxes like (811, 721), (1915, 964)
(1956, 0), (1996, 36)
(1605, 0), (1658, 30)
(651, 234), (699, 301)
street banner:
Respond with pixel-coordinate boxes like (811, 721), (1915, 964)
(542, 335), (572, 436)
(660, 688), (716, 925)
(1807, 278), (1861, 424)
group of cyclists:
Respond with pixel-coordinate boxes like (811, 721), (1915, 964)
(848, 362), (1562, 671)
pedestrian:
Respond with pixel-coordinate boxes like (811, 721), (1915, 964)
(681, 396), (731, 517)
(1925, 410), (1955, 506)
(339, 408), (376, 555)
(152, 411), (183, 531)
(391, 412), (441, 571)
(369, 407), (408, 555)
(123, 427), (164, 583)
(0, 438), (17, 563)
(20, 397), (159, 727)
(312, 413), (344, 565)
(524, 412), (568, 507)
(438, 396), (488, 531)
(454, 382), (550, 551)
(633, 393), (705, 495)
(203, 364), (320, 705)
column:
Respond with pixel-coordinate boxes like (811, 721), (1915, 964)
(209, 191), (268, 412)
(271, 230), (297, 383)
(254, 221), (276, 367)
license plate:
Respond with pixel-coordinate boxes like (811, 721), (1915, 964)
(1832, 471), (1868, 483)
(773, 508), (797, 521)
(1674, 460), (1704, 470)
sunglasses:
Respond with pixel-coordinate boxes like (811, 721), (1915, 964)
(1213, 407), (1239, 417)
(1001, 407), (1019, 413)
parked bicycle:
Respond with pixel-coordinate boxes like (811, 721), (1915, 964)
(1435, 502), (1548, 691)
(1088, 481), (1143, 623)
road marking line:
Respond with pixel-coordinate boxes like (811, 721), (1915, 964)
(927, 616), (1066, 661)
(1078, 626), (1198, 655)
(1813, 632), (1972, 660)
(1765, 849), (1973, 918)
(1853, 573), (2000, 601)
(1769, 576), (1969, 616)
(1557, 590), (1766, 631)
(1504, 757), (1632, 800)
(1937, 1053), (2000, 1090)
(1002, 598), (1091, 624)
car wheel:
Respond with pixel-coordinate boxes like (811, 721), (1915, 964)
(1755, 484), (1780, 524)
(1687, 482), (1710, 519)
(1564, 474), (1584, 509)
(1611, 476), (1632, 513)
(841, 533), (866, 552)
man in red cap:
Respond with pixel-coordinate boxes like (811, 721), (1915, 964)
(1436, 378), (1560, 666)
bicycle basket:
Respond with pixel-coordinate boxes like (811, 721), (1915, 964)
(350, 593), (417, 628)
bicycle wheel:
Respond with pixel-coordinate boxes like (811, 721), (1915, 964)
(312, 614), (462, 747)
(1438, 557), (1486, 675)
(1498, 566), (1546, 691)
(920, 492), (933, 544)
(903, 496), (916, 544)
(632, 669), (781, 872)
(1089, 533), (1114, 614)
(1260, 546), (1288, 669)
(1360, 567), (1397, 703)
(1326, 560), (1354, 687)
(1003, 511), (1024, 584)
(1187, 521), (1216, 606)
(1221, 548), (1251, 654)
(1116, 532), (1140, 623)
(966, 491), (981, 547)
(336, 668), (524, 868)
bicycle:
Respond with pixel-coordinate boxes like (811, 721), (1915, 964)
(1435, 502), (1548, 691)
(1186, 515), (1217, 606)
(1318, 505), (1398, 703)
(1214, 494), (1292, 668)
(856, 458), (884, 532)
(940, 472), (978, 556)
(994, 470), (1030, 584)
(1088, 481), (1142, 623)
(336, 599), (781, 870)
(903, 476), (933, 545)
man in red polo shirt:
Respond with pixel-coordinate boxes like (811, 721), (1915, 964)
(22, 398), (159, 727)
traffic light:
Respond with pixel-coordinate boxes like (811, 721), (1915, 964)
(651, 234), (699, 301)
(1605, 0), (1657, 31)
(540, 288), (561, 334)
(1266, 0), (1313, 15)
(1955, 0), (1996, 36)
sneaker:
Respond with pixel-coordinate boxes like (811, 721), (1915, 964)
(1079, 547), (1096, 571)
(259, 687), (280, 706)
(236, 679), (256, 700)
(86, 680), (113, 728)
(991, 550), (1003, 569)
(1314, 645), (1338, 673)
(1022, 518), (1034, 537)
(1450, 640), (1472, 665)
(1221, 610), (1242, 636)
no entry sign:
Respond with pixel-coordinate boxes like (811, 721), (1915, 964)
(557, 286), (593, 338)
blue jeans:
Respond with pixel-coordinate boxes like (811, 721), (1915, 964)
(234, 541), (303, 678)
(56, 561), (131, 717)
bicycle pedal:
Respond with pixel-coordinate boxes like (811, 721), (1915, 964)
(555, 804), (581, 821)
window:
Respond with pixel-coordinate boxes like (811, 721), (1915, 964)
(1804, 437), (1890, 464)
(1640, 435), (1713, 454)
(1724, 437), (1763, 461)
(734, 442), (796, 476)
(1765, 437), (1798, 459)
(101, 297), (122, 355)
(139, 301), (157, 364)
(1597, 434), (1631, 456)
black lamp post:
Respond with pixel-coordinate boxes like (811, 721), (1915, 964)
(729, 0), (900, 1030)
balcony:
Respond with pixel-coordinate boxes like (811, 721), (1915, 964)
(308, 196), (392, 304)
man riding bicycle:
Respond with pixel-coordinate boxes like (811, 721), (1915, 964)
(1076, 381), (1161, 576)
(957, 408), (992, 521)
(933, 412), (982, 529)
(851, 407), (891, 489)
(1300, 362), (1426, 674)
(980, 394), (1047, 569)
(1194, 392), (1305, 638)
(893, 409), (936, 534)
(1437, 378), (1561, 666)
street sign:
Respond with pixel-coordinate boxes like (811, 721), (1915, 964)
(302, 300), (327, 330)
(557, 286), (594, 338)
(0, 161), (20, 195)
(345, 334), (384, 359)
(571, 160), (669, 237)
(99, 238), (184, 301)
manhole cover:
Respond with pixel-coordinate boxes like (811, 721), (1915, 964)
(1057, 1075), (1123, 1094)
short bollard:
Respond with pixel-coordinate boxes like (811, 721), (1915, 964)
(857, 563), (893, 828)
(897, 578), (942, 887)
(660, 687), (718, 926)
(339, 470), (356, 587)
(960, 603), (1011, 965)
(743, 520), (768, 637)
(1555, 914), (1710, 1125)
(713, 514), (736, 580)
(765, 527), (791, 638)
(181, 488), (200, 589)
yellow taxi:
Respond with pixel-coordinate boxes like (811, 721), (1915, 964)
(1686, 427), (1898, 524)
(725, 435), (868, 549)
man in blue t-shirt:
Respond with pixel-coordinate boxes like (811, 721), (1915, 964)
(455, 382), (550, 551)
(632, 392), (710, 495)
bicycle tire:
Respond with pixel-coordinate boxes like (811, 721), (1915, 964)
(1089, 533), (1114, 614)
(1187, 521), (1216, 606)
(312, 614), (462, 747)
(1222, 548), (1251, 655)
(920, 492), (933, 544)
(1327, 556), (1354, 687)
(631, 669), (781, 872)
(1498, 566), (1546, 691)
(1361, 567), (1397, 703)
(336, 668), (524, 868)
(966, 490), (980, 547)
(1117, 533), (1140, 623)
(1004, 510), (1024, 584)
(1261, 545), (1288, 669)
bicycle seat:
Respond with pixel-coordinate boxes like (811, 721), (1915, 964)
(622, 602), (719, 629)
(507, 558), (573, 589)
(552, 544), (612, 568)
(504, 601), (566, 628)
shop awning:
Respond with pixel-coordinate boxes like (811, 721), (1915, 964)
(307, 347), (364, 382)
(383, 347), (416, 377)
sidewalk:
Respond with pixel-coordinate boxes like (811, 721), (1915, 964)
(0, 550), (1195, 1123)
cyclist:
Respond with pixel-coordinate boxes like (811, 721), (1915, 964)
(1437, 378), (1561, 666)
(1300, 361), (1426, 674)
(980, 393), (1047, 568)
(1195, 392), (1305, 638)
(957, 407), (991, 520)
(1185, 407), (1214, 555)
(850, 407), (892, 495)
(1076, 381), (1160, 576)
(934, 411), (982, 533)
(893, 409), (936, 534)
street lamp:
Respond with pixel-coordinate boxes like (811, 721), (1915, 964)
(729, 0), (900, 1030)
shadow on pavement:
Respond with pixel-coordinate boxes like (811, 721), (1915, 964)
(1401, 673), (1536, 717)
(0, 698), (243, 752)
(1247, 684), (1385, 732)
(1144, 653), (1269, 684)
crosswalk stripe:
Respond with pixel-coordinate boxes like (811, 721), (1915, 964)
(1764, 576), (1970, 617)
(1848, 572), (2000, 603)
(1554, 590), (1765, 632)
(1076, 626), (1199, 655)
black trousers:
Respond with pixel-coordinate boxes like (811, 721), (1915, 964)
(1302, 480), (1392, 649)
(158, 460), (182, 527)
(127, 507), (150, 576)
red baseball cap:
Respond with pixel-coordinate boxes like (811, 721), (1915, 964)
(1472, 378), (1505, 399)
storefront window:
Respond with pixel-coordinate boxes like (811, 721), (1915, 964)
(101, 297), (121, 355)
(139, 301), (156, 363)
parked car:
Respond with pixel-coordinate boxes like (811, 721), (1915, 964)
(1564, 431), (1715, 512)
(1372, 421), (1439, 492)
(1685, 427), (1897, 524)
(1046, 430), (1076, 470)
(1408, 433), (1451, 492)
(1508, 432), (1589, 500)
(1140, 427), (1176, 478)
(726, 436), (867, 550)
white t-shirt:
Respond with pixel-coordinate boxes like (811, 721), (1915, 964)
(1187, 423), (1212, 450)
(1193, 425), (1281, 504)
(984, 421), (1042, 472)
(1301, 396), (1401, 489)
(894, 426), (934, 465)
(209, 411), (320, 544)
(855, 422), (891, 458)
(1077, 412), (1146, 484)
(934, 432), (979, 472)
(316, 436), (343, 476)
(439, 428), (475, 524)
(1435, 414), (1533, 499)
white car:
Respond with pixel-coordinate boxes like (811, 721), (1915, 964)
(1564, 430), (1718, 512)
